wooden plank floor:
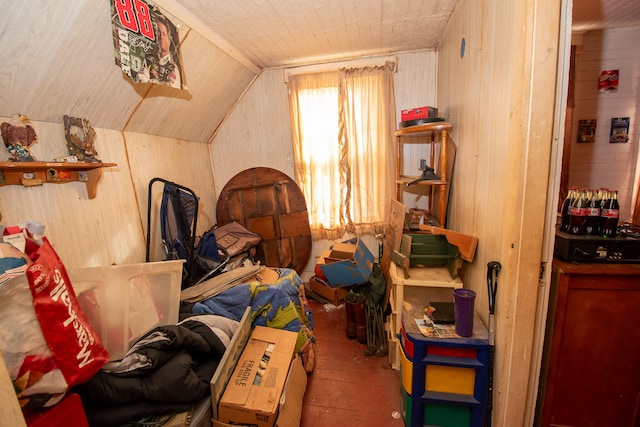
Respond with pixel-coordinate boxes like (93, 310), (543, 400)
(301, 299), (404, 427)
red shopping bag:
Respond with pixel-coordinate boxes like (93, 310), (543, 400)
(26, 238), (109, 386)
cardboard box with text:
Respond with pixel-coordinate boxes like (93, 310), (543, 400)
(217, 326), (298, 427)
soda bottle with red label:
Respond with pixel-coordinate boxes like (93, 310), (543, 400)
(601, 189), (620, 238)
(585, 189), (600, 235)
(598, 188), (609, 235)
(559, 187), (577, 232)
(569, 188), (587, 235)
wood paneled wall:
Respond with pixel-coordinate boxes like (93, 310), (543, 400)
(0, 2), (569, 425)
(210, 51), (439, 280)
(0, 0), (258, 144)
(569, 27), (640, 221)
(126, 132), (218, 263)
(1, 50), (439, 277)
(123, 31), (258, 143)
(437, 0), (562, 425)
(210, 69), (296, 187)
(394, 52), (440, 213)
(0, 116), (216, 269)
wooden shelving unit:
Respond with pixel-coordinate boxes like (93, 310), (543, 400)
(395, 121), (452, 227)
(0, 161), (117, 199)
(386, 262), (463, 369)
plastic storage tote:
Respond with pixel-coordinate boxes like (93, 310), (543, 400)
(68, 260), (183, 360)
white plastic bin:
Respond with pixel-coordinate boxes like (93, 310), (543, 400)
(68, 260), (184, 361)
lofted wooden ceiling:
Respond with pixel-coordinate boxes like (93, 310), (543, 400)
(157, 0), (640, 69)
(159, 0), (457, 69)
(0, 0), (638, 145)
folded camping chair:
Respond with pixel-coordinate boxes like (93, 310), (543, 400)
(146, 178), (229, 289)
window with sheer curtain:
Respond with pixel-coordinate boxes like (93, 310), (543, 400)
(287, 62), (396, 241)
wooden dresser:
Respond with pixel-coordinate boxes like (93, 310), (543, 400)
(537, 258), (640, 427)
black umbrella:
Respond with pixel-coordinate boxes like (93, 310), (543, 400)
(485, 261), (501, 427)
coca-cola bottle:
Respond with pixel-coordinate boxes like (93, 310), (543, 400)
(569, 188), (587, 235)
(585, 189), (600, 235)
(601, 189), (620, 238)
(598, 188), (610, 235)
(559, 187), (576, 232)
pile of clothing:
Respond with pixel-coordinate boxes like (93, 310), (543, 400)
(74, 315), (239, 427)
(76, 266), (316, 426)
(186, 267), (316, 373)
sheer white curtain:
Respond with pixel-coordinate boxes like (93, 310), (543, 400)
(341, 62), (397, 236)
(288, 62), (396, 240)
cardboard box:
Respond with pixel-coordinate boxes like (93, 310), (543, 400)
(213, 355), (307, 427)
(308, 276), (350, 305)
(313, 249), (332, 282)
(209, 308), (253, 422)
(401, 106), (438, 121)
(319, 238), (374, 287)
(217, 326), (298, 427)
(208, 309), (307, 427)
(275, 355), (307, 427)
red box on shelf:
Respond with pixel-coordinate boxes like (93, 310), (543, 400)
(401, 106), (438, 121)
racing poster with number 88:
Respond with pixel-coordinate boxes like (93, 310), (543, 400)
(111, 0), (184, 89)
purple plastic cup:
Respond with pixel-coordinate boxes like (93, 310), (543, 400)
(454, 288), (476, 337)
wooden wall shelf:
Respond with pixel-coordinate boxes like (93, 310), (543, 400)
(0, 161), (117, 199)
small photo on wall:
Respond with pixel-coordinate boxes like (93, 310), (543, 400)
(577, 119), (597, 143)
(609, 117), (630, 143)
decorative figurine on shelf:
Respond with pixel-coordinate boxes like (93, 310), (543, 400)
(1, 113), (38, 162)
(63, 115), (101, 163)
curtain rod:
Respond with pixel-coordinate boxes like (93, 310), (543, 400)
(282, 55), (397, 83)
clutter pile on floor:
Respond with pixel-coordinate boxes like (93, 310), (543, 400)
(0, 225), (314, 427)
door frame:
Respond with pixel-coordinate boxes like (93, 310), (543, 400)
(524, 0), (573, 424)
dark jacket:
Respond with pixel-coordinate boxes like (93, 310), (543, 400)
(75, 317), (228, 426)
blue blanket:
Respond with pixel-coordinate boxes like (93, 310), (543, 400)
(191, 268), (315, 371)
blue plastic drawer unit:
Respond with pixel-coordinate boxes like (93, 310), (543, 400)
(399, 297), (489, 427)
